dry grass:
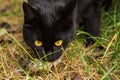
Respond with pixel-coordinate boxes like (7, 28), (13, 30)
(0, 0), (120, 80)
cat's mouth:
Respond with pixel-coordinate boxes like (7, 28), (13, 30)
(42, 50), (63, 62)
(35, 48), (63, 62)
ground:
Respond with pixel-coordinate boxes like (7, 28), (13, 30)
(0, 0), (120, 80)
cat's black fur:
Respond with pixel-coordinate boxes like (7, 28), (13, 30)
(23, 0), (112, 62)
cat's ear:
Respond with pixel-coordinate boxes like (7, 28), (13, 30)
(23, 2), (38, 21)
(58, 0), (77, 19)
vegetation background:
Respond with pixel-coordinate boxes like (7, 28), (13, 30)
(0, 0), (120, 80)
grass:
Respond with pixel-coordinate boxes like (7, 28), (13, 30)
(0, 0), (120, 80)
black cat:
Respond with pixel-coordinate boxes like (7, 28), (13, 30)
(23, 0), (111, 62)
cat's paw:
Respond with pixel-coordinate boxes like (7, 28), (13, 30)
(85, 38), (95, 47)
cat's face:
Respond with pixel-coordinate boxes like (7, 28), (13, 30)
(23, 1), (76, 61)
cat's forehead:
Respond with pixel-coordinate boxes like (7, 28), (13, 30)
(29, 0), (72, 14)
(30, 0), (65, 15)
(29, 0), (65, 8)
(29, 0), (66, 26)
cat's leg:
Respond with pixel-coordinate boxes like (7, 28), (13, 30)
(81, 4), (101, 47)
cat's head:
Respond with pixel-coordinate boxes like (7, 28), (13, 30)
(22, 0), (76, 62)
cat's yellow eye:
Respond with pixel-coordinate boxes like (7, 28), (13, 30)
(34, 40), (43, 46)
(55, 40), (63, 46)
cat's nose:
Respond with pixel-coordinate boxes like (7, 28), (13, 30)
(44, 46), (53, 52)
